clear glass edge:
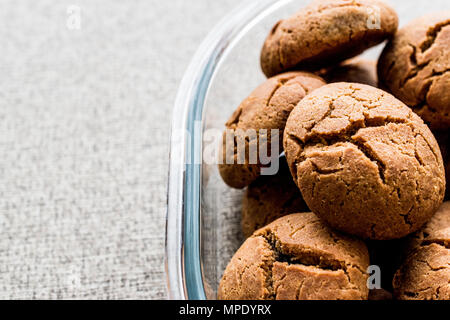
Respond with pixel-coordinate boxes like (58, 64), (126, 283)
(165, 0), (293, 300)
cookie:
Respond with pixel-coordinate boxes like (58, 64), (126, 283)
(393, 244), (450, 300)
(261, 0), (398, 77)
(393, 202), (450, 300)
(241, 159), (309, 238)
(218, 212), (369, 300)
(283, 82), (446, 240)
(319, 59), (378, 87)
(404, 201), (450, 253)
(218, 72), (325, 189)
(378, 12), (450, 130)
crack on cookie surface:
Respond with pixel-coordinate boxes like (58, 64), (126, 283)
(258, 225), (366, 275)
(393, 242), (450, 300)
(420, 20), (450, 52)
(400, 45), (431, 88)
(287, 85), (439, 177)
(284, 83), (445, 239)
(378, 16), (450, 129)
(294, 119), (415, 186)
(220, 213), (370, 300)
(262, 0), (397, 77)
(256, 216), (369, 298)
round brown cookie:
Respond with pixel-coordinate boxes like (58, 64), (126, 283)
(283, 82), (446, 240)
(218, 72), (325, 189)
(218, 212), (369, 300)
(260, 0), (398, 77)
(393, 203), (450, 300)
(242, 159), (310, 238)
(393, 244), (450, 300)
(378, 12), (450, 130)
(319, 59), (378, 87)
(404, 201), (450, 254)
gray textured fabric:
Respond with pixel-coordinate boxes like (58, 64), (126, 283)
(0, 0), (240, 299)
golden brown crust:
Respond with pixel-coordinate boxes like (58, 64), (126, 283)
(261, 0), (398, 77)
(393, 202), (450, 300)
(218, 213), (370, 300)
(418, 201), (450, 245)
(218, 72), (325, 189)
(405, 201), (450, 254)
(393, 243), (450, 300)
(378, 12), (450, 130)
(242, 160), (310, 238)
(283, 83), (446, 240)
(217, 236), (276, 300)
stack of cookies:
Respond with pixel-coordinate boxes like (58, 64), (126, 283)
(217, 0), (450, 300)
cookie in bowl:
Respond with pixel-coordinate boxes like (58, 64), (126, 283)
(393, 202), (450, 300)
(241, 159), (309, 238)
(283, 83), (445, 240)
(378, 12), (450, 130)
(219, 72), (325, 189)
(218, 213), (369, 300)
(261, 0), (398, 77)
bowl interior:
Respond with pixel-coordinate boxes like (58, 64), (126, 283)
(199, 0), (450, 299)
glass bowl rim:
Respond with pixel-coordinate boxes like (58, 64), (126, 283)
(165, 0), (294, 300)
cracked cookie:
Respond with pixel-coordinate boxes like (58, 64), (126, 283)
(403, 201), (450, 254)
(319, 59), (378, 87)
(242, 159), (310, 238)
(393, 202), (450, 300)
(378, 12), (450, 130)
(218, 212), (369, 300)
(260, 0), (398, 77)
(219, 72), (325, 189)
(283, 83), (446, 240)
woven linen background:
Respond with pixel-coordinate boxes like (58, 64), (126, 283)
(0, 0), (241, 299)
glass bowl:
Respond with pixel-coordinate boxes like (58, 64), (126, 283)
(166, 0), (450, 300)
